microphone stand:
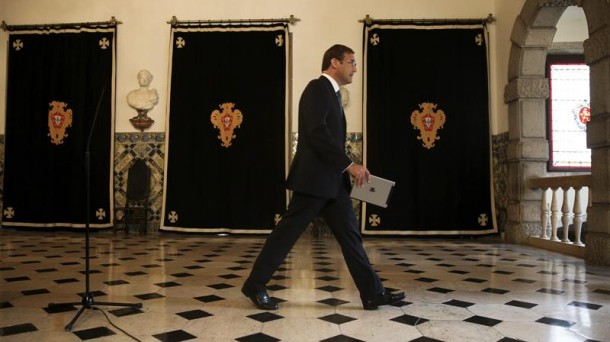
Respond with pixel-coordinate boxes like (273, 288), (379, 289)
(48, 87), (142, 331)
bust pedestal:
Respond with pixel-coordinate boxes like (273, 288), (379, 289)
(129, 109), (154, 132)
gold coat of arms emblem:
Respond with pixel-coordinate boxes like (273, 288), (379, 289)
(210, 102), (243, 148)
(48, 101), (73, 145)
(410, 102), (446, 149)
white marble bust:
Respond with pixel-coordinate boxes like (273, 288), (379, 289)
(127, 69), (159, 112)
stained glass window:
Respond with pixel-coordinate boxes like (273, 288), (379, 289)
(547, 56), (590, 171)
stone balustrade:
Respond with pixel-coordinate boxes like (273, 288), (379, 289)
(527, 174), (591, 257)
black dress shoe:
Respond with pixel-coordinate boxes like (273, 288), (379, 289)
(362, 291), (405, 310)
(241, 286), (279, 310)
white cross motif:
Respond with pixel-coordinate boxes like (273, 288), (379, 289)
(96, 208), (106, 220)
(99, 37), (110, 49)
(370, 33), (380, 46)
(369, 214), (381, 227)
(275, 35), (283, 47)
(168, 211), (179, 223)
(4, 207), (15, 219)
(176, 37), (186, 48)
(274, 214), (282, 225)
(478, 213), (489, 226)
(13, 39), (23, 51)
(475, 34), (483, 46)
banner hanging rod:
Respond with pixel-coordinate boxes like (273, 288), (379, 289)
(168, 15), (301, 27)
(360, 13), (496, 26)
(1, 16), (121, 32)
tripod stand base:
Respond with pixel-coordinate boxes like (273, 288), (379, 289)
(48, 293), (142, 331)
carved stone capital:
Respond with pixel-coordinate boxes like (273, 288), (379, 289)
(585, 26), (610, 65)
(504, 78), (549, 103)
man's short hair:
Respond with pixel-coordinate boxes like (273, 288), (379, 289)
(321, 44), (354, 71)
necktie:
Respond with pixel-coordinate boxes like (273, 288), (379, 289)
(336, 90), (343, 112)
(336, 90), (347, 144)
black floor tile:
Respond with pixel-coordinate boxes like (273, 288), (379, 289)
(135, 293), (165, 300)
(247, 312), (284, 323)
(416, 277), (438, 283)
(184, 265), (205, 270)
(536, 316), (575, 328)
(443, 299), (475, 308)
(22, 288), (50, 296)
(320, 335), (365, 342)
(0, 302), (14, 309)
(391, 314), (429, 326)
(55, 278), (80, 284)
(156, 281), (182, 288)
(218, 273), (239, 279)
(153, 329), (197, 342)
(536, 288), (565, 295)
(44, 304), (77, 313)
(104, 280), (129, 286)
(493, 270), (514, 275)
(0, 323), (37, 336)
(410, 337), (444, 342)
(512, 278), (536, 284)
(176, 309), (213, 320)
(463, 278), (487, 283)
(73, 326), (116, 340)
(317, 285), (343, 292)
(568, 301), (602, 310)
(505, 300), (537, 309)
(318, 298), (349, 307)
(109, 307), (144, 317)
(319, 313), (356, 325)
(5, 276), (30, 282)
(236, 333), (281, 342)
(482, 288), (509, 294)
(428, 287), (454, 294)
(464, 315), (502, 327)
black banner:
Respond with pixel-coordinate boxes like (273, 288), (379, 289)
(363, 24), (497, 235)
(162, 24), (289, 233)
(3, 27), (115, 228)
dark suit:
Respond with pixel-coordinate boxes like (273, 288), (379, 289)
(244, 75), (384, 302)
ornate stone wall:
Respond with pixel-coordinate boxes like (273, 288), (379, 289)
(114, 132), (165, 232)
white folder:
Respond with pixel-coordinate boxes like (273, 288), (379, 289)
(350, 175), (395, 208)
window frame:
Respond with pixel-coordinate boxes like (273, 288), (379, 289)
(545, 53), (591, 172)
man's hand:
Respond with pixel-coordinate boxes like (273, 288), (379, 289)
(347, 163), (371, 187)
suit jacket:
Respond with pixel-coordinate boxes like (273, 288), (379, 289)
(286, 76), (353, 198)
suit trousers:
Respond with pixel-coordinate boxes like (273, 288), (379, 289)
(245, 186), (384, 301)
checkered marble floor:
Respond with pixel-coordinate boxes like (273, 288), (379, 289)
(1, 229), (609, 342)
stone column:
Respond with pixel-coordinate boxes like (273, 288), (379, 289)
(582, 0), (610, 265)
(503, 10), (558, 243)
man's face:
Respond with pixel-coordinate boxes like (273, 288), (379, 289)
(335, 53), (357, 86)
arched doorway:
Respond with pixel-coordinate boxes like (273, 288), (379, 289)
(505, 0), (610, 265)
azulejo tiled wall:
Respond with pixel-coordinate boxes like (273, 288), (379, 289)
(492, 132), (509, 233)
(114, 133), (165, 232)
(0, 132), (509, 234)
